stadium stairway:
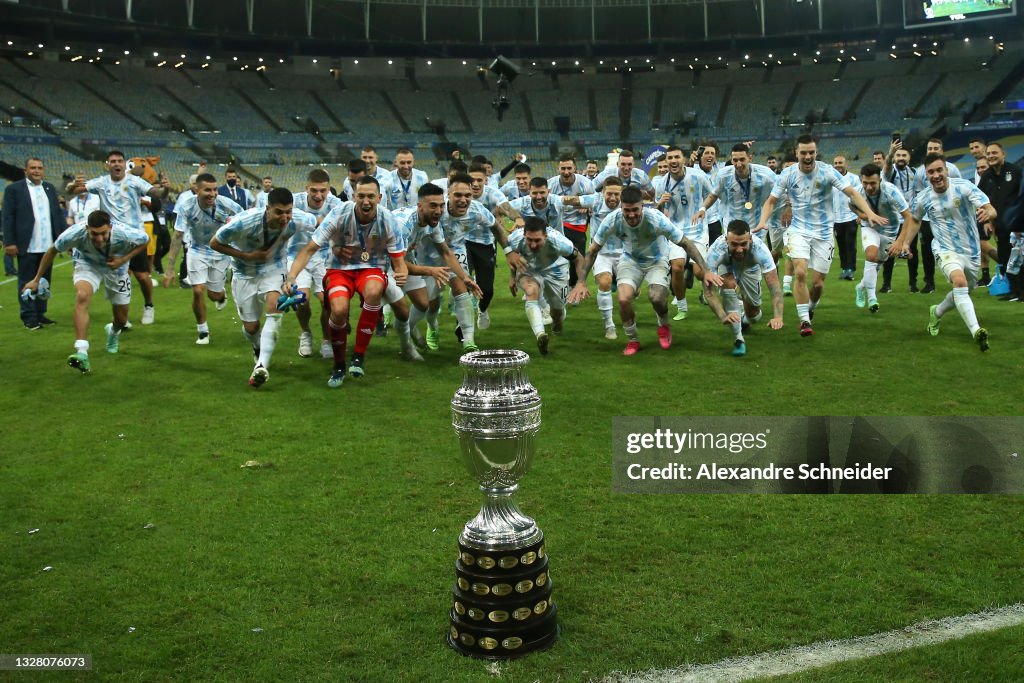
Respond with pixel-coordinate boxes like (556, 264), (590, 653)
(716, 84), (733, 127)
(310, 91), (349, 133)
(652, 88), (664, 130)
(161, 86), (216, 129)
(847, 80), (874, 121)
(782, 81), (801, 118)
(380, 92), (411, 133)
(911, 73), (948, 118)
(79, 81), (151, 130)
(235, 88), (284, 132)
(521, 92), (536, 132)
(0, 75), (62, 120)
(967, 56), (1024, 124)
(588, 90), (599, 130)
(619, 73), (632, 139)
(451, 93), (473, 132)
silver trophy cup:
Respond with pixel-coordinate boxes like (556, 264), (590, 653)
(449, 349), (557, 659)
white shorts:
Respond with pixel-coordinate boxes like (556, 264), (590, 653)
(519, 271), (569, 311)
(617, 259), (671, 291)
(288, 256), (326, 295)
(936, 251), (980, 288)
(860, 227), (896, 264)
(720, 266), (764, 306)
(187, 250), (230, 292)
(232, 269), (285, 322)
(767, 226), (787, 252)
(74, 261), (132, 306)
(786, 232), (833, 274)
(403, 274), (428, 293)
(668, 240), (707, 263)
(594, 253), (622, 278)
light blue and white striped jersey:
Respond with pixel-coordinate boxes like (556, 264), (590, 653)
(579, 193), (623, 256)
(691, 165), (722, 225)
(313, 203), (405, 271)
(85, 173), (153, 228)
(770, 161), (851, 240)
(472, 186), (511, 242)
(653, 171), (713, 243)
(392, 207), (446, 266)
(911, 178), (989, 264)
(912, 161), (961, 196)
(214, 207), (313, 278)
(508, 195), (567, 234)
(594, 167), (654, 193)
(706, 233), (776, 274)
(487, 172), (501, 188)
(388, 168), (431, 210)
(764, 184), (790, 230)
(67, 193), (100, 225)
(501, 179), (529, 201)
(57, 220), (149, 269)
(593, 208), (684, 269)
(712, 164), (777, 228)
(175, 194), (243, 257)
(547, 173), (595, 226)
(439, 200), (495, 254)
(289, 192), (344, 260)
(508, 227), (575, 280)
(172, 189), (194, 216)
(856, 181), (908, 238)
(832, 171), (863, 223)
(343, 175), (392, 201)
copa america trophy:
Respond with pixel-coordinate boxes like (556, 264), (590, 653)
(448, 350), (558, 659)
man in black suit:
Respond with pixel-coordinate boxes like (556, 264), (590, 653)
(218, 167), (249, 209)
(2, 157), (64, 329)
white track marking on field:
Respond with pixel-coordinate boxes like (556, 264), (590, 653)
(601, 604), (1024, 683)
(0, 258), (72, 286)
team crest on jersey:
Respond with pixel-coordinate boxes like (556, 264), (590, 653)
(953, 199), (961, 209)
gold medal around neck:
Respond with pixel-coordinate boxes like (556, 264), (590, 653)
(360, 251), (370, 262)
(744, 201), (754, 210)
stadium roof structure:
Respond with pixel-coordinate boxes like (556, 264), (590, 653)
(4, 0), (1021, 60)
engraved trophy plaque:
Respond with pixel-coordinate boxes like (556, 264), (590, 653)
(448, 350), (558, 659)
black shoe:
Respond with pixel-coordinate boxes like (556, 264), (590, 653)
(39, 317), (57, 326)
(880, 283), (892, 294)
(23, 322), (41, 330)
(454, 325), (464, 342)
(977, 277), (991, 287)
(349, 353), (366, 378)
(997, 293), (1016, 301)
(909, 283), (919, 293)
(921, 282), (935, 294)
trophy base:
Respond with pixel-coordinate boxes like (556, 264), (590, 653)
(459, 487), (543, 551)
(448, 533), (558, 660)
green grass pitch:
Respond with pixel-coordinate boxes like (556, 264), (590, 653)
(927, 0), (1011, 19)
(2, 254), (1023, 681)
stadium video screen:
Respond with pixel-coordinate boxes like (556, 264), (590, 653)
(905, 0), (1015, 28)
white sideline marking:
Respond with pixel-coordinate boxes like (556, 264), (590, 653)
(601, 604), (1024, 683)
(0, 258), (72, 286)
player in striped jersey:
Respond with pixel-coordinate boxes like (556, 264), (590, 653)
(22, 211), (149, 372)
(360, 145), (393, 198)
(547, 155), (595, 289)
(909, 139), (962, 294)
(393, 184), (482, 357)
(212, 188), (316, 388)
(889, 154), (998, 351)
(757, 135), (886, 337)
(594, 150), (654, 198)
(851, 164), (910, 313)
(468, 163), (523, 330)
(388, 148), (430, 211)
(290, 169), (344, 359)
(501, 163), (533, 201)
(561, 177), (623, 338)
(569, 185), (721, 355)
(507, 217), (587, 355)
(68, 150), (169, 326)
(703, 220), (784, 357)
(161, 173), (240, 344)
(507, 178), (569, 233)
(286, 177), (406, 387)
(430, 159), (468, 195)
(655, 146), (713, 321)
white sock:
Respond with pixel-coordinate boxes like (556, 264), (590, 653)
(597, 289), (614, 327)
(409, 304), (426, 333)
(454, 293), (475, 344)
(257, 313), (282, 367)
(678, 298), (689, 312)
(936, 291), (956, 317)
(952, 286), (980, 335)
(74, 339), (89, 354)
(394, 317), (411, 350)
(197, 322), (209, 334)
(426, 307), (439, 330)
(783, 275), (793, 288)
(861, 261), (878, 298)
(723, 289), (743, 341)
(525, 300), (545, 336)
(796, 303), (810, 323)
(624, 322), (638, 341)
